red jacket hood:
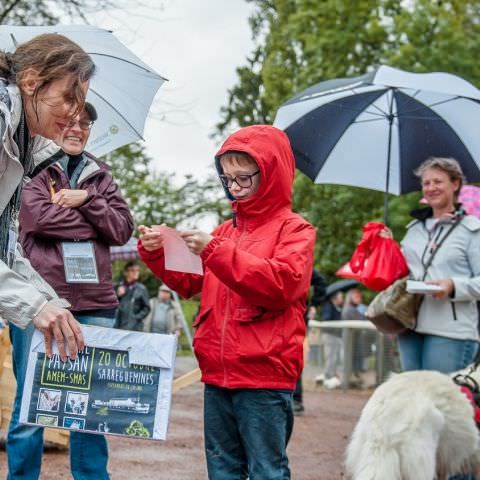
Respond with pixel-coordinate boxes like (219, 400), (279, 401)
(215, 125), (295, 222)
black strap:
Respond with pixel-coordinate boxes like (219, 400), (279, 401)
(420, 217), (462, 281)
(453, 373), (480, 394)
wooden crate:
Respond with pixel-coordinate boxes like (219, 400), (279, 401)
(0, 327), (69, 448)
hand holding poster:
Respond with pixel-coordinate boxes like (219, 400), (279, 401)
(20, 326), (177, 440)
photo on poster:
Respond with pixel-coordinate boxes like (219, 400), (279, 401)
(37, 388), (61, 412)
(65, 391), (89, 416)
(36, 414), (58, 427)
(91, 396), (151, 414)
(63, 417), (86, 430)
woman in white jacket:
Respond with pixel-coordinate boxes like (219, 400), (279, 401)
(398, 157), (480, 374)
(0, 34), (94, 360)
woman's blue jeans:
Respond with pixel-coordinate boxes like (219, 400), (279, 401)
(204, 384), (294, 480)
(398, 330), (479, 480)
(6, 315), (114, 480)
(397, 330), (479, 373)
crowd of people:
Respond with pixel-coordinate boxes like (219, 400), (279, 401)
(1, 32), (480, 480)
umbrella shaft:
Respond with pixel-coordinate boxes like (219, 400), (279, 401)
(384, 91), (395, 225)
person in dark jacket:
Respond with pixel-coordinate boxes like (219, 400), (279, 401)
(342, 288), (368, 385)
(115, 261), (150, 331)
(321, 290), (344, 389)
(19, 103), (133, 316)
(10, 102), (133, 480)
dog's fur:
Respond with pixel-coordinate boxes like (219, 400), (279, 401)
(346, 368), (480, 480)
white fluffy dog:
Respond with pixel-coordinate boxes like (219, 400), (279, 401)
(346, 368), (480, 480)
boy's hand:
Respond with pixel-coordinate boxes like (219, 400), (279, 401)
(52, 189), (88, 208)
(139, 225), (164, 252)
(180, 230), (213, 255)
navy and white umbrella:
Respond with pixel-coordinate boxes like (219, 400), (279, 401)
(274, 66), (480, 218)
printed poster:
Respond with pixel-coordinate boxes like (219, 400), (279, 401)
(20, 326), (177, 440)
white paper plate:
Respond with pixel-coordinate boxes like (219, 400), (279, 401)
(406, 280), (445, 294)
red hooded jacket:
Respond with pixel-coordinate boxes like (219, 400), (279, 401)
(139, 125), (315, 389)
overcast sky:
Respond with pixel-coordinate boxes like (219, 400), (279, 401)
(89, 0), (255, 181)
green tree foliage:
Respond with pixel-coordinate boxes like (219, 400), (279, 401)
(216, 0), (480, 279)
(0, 0), (122, 25)
(215, 47), (271, 138)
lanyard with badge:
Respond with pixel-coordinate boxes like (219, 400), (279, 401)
(420, 212), (462, 275)
(62, 241), (99, 283)
(49, 165), (99, 284)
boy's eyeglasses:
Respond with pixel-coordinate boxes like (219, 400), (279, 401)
(65, 119), (94, 131)
(219, 171), (260, 189)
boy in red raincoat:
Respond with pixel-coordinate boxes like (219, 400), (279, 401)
(138, 125), (315, 479)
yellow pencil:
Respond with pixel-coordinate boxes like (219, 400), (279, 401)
(48, 175), (56, 200)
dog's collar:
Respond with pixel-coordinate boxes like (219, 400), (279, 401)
(453, 373), (480, 428)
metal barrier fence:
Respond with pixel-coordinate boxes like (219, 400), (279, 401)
(308, 320), (401, 389)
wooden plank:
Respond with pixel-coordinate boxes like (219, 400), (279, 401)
(0, 327), (10, 379)
(44, 428), (69, 447)
(0, 333), (14, 433)
(172, 368), (201, 393)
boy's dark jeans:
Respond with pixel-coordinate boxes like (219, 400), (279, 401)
(204, 384), (293, 480)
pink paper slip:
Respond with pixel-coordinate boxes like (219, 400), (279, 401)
(152, 225), (204, 275)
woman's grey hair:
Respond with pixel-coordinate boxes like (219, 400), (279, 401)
(414, 157), (465, 199)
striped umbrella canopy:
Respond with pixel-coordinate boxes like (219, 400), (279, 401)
(274, 66), (480, 221)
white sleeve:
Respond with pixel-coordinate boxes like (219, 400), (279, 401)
(0, 244), (69, 329)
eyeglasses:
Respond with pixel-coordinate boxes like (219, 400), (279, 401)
(218, 170), (260, 189)
(65, 119), (94, 131)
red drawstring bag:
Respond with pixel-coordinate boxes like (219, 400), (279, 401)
(336, 222), (409, 291)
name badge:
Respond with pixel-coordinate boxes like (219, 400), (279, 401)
(62, 241), (99, 284)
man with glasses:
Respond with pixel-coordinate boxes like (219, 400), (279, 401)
(7, 103), (133, 480)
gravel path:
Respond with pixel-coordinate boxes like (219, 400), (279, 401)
(0, 357), (369, 479)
